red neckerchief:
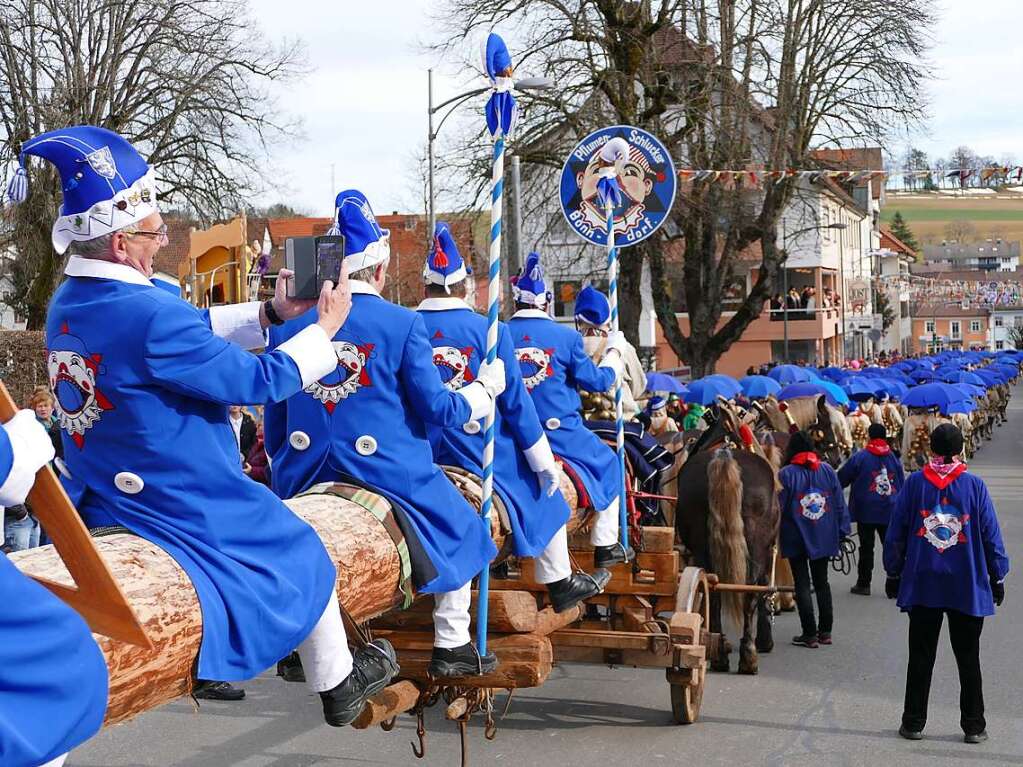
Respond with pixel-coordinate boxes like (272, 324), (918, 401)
(923, 458), (967, 490)
(790, 452), (821, 471)
(866, 439), (890, 456)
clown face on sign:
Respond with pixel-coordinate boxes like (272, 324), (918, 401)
(799, 490), (828, 522)
(918, 499), (969, 552)
(305, 340), (374, 413)
(870, 468), (894, 497)
(47, 323), (115, 448)
(516, 342), (554, 391)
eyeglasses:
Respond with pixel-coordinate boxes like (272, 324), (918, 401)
(125, 224), (168, 244)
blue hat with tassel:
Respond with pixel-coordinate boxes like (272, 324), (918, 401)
(423, 221), (471, 291)
(325, 189), (390, 272)
(512, 252), (549, 307)
(574, 284), (610, 326)
(481, 32), (517, 138)
(6, 125), (158, 254)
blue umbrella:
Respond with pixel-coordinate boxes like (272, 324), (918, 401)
(704, 374), (742, 397)
(974, 369), (1004, 386)
(942, 371), (986, 386)
(953, 383), (986, 399)
(902, 382), (970, 412)
(876, 379), (910, 400)
(892, 360), (919, 372)
(645, 371), (687, 394)
(816, 380), (851, 407)
(684, 378), (738, 405)
(948, 400), (977, 414)
(911, 369), (937, 383)
(767, 364), (814, 384)
(739, 375), (782, 399)
(777, 382), (845, 407)
(818, 366), (847, 382)
(843, 377), (884, 401)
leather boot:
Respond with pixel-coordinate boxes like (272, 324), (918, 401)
(594, 541), (635, 568)
(428, 642), (498, 678)
(547, 569), (611, 613)
(320, 639), (399, 727)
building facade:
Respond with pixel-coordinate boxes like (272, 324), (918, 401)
(919, 241), (1020, 272)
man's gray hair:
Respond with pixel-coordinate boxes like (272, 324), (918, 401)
(348, 257), (389, 284)
(66, 233), (117, 258)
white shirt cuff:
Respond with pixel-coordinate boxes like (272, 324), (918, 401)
(457, 381), (494, 422)
(209, 302), (266, 350)
(276, 324), (338, 389)
(523, 434), (556, 473)
(599, 352), (624, 385)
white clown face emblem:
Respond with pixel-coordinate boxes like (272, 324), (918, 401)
(305, 340), (374, 413)
(431, 345), (475, 391)
(871, 468), (894, 497)
(918, 501), (969, 552)
(517, 345), (554, 391)
(47, 324), (115, 449)
(799, 491), (828, 521)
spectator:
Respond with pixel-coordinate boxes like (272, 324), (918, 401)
(804, 287), (817, 317)
(228, 405), (257, 460)
(30, 388), (63, 459)
(769, 294), (783, 320)
(786, 288), (802, 310)
(244, 420), (271, 487)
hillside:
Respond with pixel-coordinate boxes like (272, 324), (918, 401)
(882, 192), (1023, 246)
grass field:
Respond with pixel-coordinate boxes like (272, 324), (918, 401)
(882, 194), (1023, 245)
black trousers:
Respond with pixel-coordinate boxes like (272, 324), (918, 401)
(790, 555), (832, 637)
(903, 607), (985, 735)
(856, 522), (887, 586)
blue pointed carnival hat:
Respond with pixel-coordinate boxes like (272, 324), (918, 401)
(423, 221), (471, 291)
(326, 189), (390, 272)
(574, 284), (610, 326)
(512, 252), (549, 307)
(481, 32), (517, 138)
(7, 125), (158, 254)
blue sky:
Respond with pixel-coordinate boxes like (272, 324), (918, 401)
(248, 0), (1022, 216)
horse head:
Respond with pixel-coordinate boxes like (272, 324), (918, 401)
(806, 395), (844, 467)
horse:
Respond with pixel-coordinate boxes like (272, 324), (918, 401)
(901, 409), (949, 470)
(758, 395), (846, 467)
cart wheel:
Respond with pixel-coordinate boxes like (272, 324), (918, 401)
(669, 674), (703, 724)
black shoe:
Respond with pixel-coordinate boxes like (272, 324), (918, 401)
(964, 731), (988, 744)
(428, 642), (498, 678)
(791, 634), (819, 648)
(547, 570), (611, 613)
(276, 652), (306, 683)
(817, 632), (832, 645)
(320, 639), (399, 727)
(899, 725), (923, 740)
(594, 542), (635, 568)
(193, 680), (246, 701)
(850, 583), (871, 596)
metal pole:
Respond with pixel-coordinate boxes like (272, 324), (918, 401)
(782, 220), (789, 363)
(605, 201), (628, 553)
(427, 69), (436, 251)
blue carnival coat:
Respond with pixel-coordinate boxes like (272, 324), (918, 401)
(265, 283), (496, 593)
(417, 298), (569, 557)
(507, 309), (620, 511)
(778, 459), (851, 559)
(46, 258), (336, 681)
(884, 469), (1010, 617)
(837, 445), (905, 525)
(0, 428), (108, 767)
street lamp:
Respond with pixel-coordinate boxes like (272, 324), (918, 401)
(780, 220), (847, 363)
(426, 69), (553, 248)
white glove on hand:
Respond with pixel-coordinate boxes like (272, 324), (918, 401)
(476, 358), (507, 399)
(604, 330), (627, 355)
(535, 465), (561, 498)
(0, 410), (55, 507)
(523, 435), (560, 497)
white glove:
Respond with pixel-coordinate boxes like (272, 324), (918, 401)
(476, 358), (507, 399)
(535, 465), (561, 498)
(0, 410), (55, 507)
(523, 435), (560, 497)
(604, 330), (628, 355)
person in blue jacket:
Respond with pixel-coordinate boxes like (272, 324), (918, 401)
(265, 192), (506, 678)
(21, 125), (397, 729)
(416, 223), (610, 611)
(778, 431), (851, 648)
(507, 253), (633, 567)
(838, 423), (905, 595)
(1, 410), (109, 767)
(884, 423), (1009, 744)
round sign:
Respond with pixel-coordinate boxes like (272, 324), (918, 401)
(559, 125), (677, 248)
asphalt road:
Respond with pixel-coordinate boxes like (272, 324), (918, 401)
(74, 391), (1023, 767)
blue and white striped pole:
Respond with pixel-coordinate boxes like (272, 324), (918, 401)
(604, 201), (628, 553)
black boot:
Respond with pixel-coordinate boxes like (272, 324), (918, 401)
(319, 639), (399, 727)
(547, 570), (611, 613)
(594, 541), (635, 568)
(276, 651), (306, 683)
(428, 642), (498, 678)
(193, 680), (246, 701)
(850, 583), (871, 596)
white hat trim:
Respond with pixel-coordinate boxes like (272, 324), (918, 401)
(423, 262), (469, 289)
(51, 169), (159, 254)
(344, 234), (390, 273)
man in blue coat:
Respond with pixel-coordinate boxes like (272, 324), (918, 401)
(266, 192), (506, 677)
(416, 224), (610, 611)
(884, 424), (1009, 743)
(25, 126), (397, 729)
(838, 423), (905, 595)
(1, 409), (109, 767)
(507, 253), (632, 566)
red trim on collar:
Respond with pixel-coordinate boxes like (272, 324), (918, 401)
(791, 452), (821, 471)
(923, 462), (968, 490)
(866, 439), (890, 456)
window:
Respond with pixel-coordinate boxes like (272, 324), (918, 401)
(997, 340), (1005, 350)
(925, 320), (935, 333)
(970, 320), (981, 333)
(553, 279), (609, 318)
(996, 316), (1004, 327)
(951, 321), (961, 338)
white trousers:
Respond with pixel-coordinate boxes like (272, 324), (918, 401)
(534, 524), (572, 584)
(433, 583), (472, 649)
(41, 755), (67, 767)
(590, 497), (621, 547)
(296, 589), (353, 693)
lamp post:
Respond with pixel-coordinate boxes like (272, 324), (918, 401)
(780, 220), (847, 363)
(426, 70), (552, 249)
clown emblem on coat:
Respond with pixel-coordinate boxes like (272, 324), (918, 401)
(428, 331), (475, 391)
(47, 322), (115, 448)
(870, 468), (894, 497)
(305, 340), (374, 413)
(85, 146), (118, 179)
(799, 490), (828, 522)
(917, 499), (969, 553)
(516, 339), (554, 391)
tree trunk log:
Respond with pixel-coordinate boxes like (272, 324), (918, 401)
(9, 470), (585, 729)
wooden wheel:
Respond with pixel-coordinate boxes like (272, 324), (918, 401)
(669, 670), (704, 724)
(675, 566), (711, 630)
(669, 566), (709, 724)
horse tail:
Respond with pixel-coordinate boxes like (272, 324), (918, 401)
(707, 447), (748, 627)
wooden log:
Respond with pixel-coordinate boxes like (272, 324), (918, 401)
(370, 590), (539, 633)
(10, 468), (584, 728)
(351, 681), (421, 730)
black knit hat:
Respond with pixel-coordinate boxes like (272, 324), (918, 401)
(868, 423), (887, 440)
(930, 423), (964, 461)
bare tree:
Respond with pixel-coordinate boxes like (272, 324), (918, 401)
(944, 219), (977, 243)
(430, 0), (934, 375)
(0, 0), (305, 327)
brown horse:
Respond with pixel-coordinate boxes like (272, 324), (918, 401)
(674, 444), (780, 675)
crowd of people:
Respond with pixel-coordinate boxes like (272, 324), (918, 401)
(768, 285), (841, 319)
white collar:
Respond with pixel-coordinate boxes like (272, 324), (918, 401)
(64, 255), (153, 287)
(512, 308), (551, 320)
(416, 296), (471, 312)
(350, 279), (381, 297)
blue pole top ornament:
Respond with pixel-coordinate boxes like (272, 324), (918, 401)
(559, 125), (677, 248)
(482, 32), (517, 138)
